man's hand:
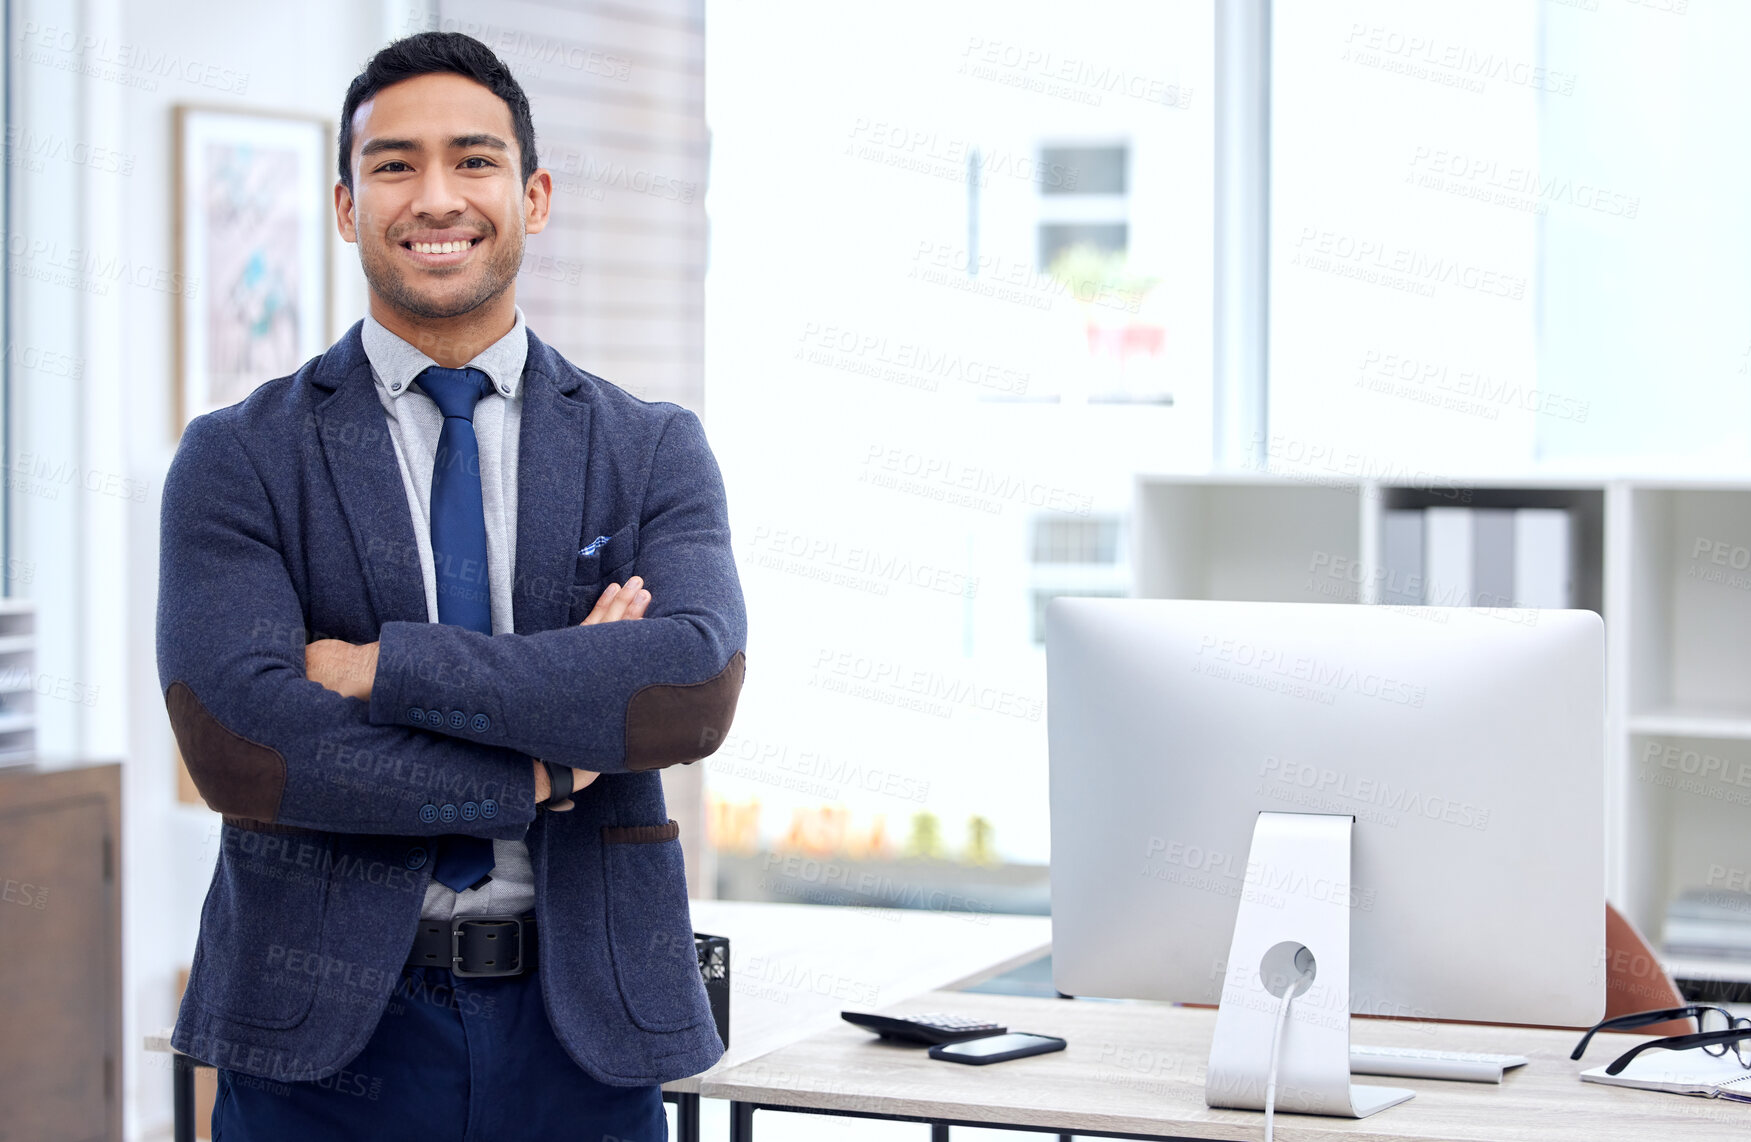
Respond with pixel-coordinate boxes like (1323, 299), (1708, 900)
(306, 638), (380, 701)
(581, 575), (651, 624)
(536, 575), (651, 809)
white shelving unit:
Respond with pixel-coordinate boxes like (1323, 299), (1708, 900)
(0, 600), (36, 766)
(1132, 473), (1751, 986)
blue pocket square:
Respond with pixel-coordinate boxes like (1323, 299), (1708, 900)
(580, 535), (613, 557)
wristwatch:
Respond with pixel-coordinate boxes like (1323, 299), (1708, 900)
(540, 760), (574, 811)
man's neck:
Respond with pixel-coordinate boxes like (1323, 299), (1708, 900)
(368, 294), (517, 367)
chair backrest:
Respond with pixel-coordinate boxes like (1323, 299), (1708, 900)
(1604, 902), (1691, 1037)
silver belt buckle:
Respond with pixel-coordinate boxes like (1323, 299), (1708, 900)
(450, 915), (528, 978)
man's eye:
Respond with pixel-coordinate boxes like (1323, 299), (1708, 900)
(461, 157), (496, 169)
(376, 161), (412, 173)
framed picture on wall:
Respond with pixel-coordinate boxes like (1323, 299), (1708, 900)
(174, 106), (332, 435)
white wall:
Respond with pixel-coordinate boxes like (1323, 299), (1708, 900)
(9, 1), (403, 1135)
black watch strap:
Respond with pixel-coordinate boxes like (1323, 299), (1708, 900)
(543, 760), (573, 805)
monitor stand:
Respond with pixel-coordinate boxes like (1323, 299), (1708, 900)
(1205, 811), (1415, 1119)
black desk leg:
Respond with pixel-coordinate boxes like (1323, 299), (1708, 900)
(729, 1100), (755, 1142)
(931, 1125), (950, 1141)
(172, 1054), (196, 1142)
(672, 1091), (701, 1142)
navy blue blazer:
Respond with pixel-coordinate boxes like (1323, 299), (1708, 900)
(157, 321), (745, 1086)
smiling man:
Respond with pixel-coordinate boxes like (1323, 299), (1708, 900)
(156, 32), (745, 1141)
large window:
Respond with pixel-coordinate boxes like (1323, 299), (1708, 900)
(704, 0), (1213, 876)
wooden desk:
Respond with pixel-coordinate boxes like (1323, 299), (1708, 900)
(674, 900), (1052, 1094)
(702, 989), (1751, 1141)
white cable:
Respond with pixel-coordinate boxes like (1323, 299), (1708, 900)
(1264, 967), (1315, 1142)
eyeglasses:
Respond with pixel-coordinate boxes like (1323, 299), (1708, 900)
(1571, 1005), (1751, 1076)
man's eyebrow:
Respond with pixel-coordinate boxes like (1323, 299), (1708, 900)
(357, 134), (510, 161)
(359, 136), (421, 159)
(450, 134), (510, 152)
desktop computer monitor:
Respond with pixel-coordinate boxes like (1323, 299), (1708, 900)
(1046, 598), (1605, 1036)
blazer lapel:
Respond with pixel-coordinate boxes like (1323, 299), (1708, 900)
(514, 332), (592, 635)
(311, 327), (430, 629)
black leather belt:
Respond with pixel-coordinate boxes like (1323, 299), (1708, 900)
(407, 915), (538, 978)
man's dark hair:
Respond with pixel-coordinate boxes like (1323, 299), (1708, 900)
(338, 31), (539, 192)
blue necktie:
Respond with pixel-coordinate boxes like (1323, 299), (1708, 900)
(415, 365), (497, 893)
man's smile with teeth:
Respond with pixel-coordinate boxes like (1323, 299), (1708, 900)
(406, 238), (481, 253)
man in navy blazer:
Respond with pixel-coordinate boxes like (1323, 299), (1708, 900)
(157, 32), (743, 1140)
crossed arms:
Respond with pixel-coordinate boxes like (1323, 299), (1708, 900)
(156, 406), (746, 839)
(303, 578), (655, 806)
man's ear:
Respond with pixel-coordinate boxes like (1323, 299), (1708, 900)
(523, 168), (553, 237)
(334, 180), (359, 244)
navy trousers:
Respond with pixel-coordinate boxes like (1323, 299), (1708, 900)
(211, 964), (667, 1141)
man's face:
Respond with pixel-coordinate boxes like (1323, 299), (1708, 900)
(335, 72), (548, 321)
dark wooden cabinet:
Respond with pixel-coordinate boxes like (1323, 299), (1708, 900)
(0, 763), (121, 1142)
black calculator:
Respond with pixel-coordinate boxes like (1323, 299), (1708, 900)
(841, 1010), (1008, 1045)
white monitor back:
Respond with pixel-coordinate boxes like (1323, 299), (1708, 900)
(1047, 598), (1604, 1028)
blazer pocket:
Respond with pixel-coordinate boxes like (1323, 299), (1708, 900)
(572, 521), (640, 587)
(191, 823), (334, 1029)
(569, 522), (642, 621)
(600, 820), (707, 1032)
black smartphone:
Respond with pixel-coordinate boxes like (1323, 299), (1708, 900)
(927, 1032), (1067, 1065)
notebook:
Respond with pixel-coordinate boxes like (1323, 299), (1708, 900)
(1581, 1049), (1751, 1102)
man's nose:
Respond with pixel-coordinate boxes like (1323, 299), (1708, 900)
(409, 167), (468, 221)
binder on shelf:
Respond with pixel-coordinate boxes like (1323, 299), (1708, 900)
(1423, 508), (1517, 607)
(1513, 509), (1575, 609)
(1472, 509), (1516, 608)
(1380, 510), (1424, 606)
(1416, 507), (1573, 609)
(1422, 507), (1473, 607)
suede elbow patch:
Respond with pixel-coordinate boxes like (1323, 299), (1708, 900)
(166, 680), (287, 822)
(624, 651), (746, 771)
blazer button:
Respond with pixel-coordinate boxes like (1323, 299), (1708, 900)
(447, 710), (465, 730)
(408, 706), (426, 724)
(438, 803), (459, 824)
(481, 799), (499, 819)
(471, 713), (490, 733)
(460, 801), (479, 821)
(419, 804), (438, 824)
(405, 847), (428, 870)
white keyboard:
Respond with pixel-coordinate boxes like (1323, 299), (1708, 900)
(1351, 1044), (1530, 1083)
